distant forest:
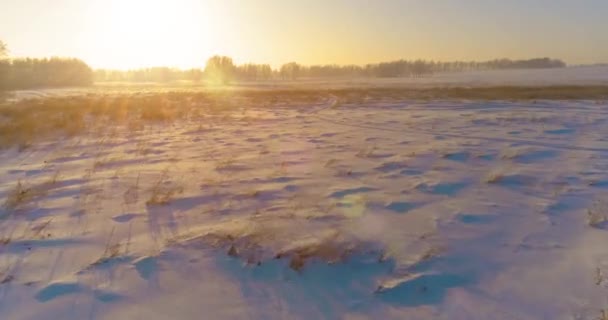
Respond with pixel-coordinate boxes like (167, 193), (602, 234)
(95, 57), (567, 83)
(0, 39), (568, 89)
(0, 58), (93, 90)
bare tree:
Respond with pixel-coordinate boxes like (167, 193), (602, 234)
(204, 56), (236, 84)
(1, 57), (93, 90)
(280, 62), (301, 80)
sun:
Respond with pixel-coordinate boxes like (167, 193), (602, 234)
(108, 0), (185, 37)
(88, 0), (218, 69)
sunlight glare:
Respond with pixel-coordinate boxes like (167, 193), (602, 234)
(92, 0), (218, 68)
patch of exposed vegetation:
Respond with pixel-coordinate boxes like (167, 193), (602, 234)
(176, 221), (386, 272)
(587, 200), (608, 228)
(0, 90), (323, 149)
(1, 86), (606, 149)
(484, 170), (506, 184)
(2, 171), (62, 214)
(90, 227), (129, 267)
(146, 169), (184, 206)
(3, 181), (34, 211)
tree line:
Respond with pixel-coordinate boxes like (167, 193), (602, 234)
(0, 41), (94, 90)
(0, 58), (94, 90)
(94, 57), (274, 84)
(279, 57), (566, 79)
(96, 56), (566, 83)
(1, 39), (567, 89)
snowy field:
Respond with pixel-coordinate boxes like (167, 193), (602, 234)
(6, 66), (608, 103)
(1, 87), (608, 319)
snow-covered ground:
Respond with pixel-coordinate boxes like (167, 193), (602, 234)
(2, 94), (608, 319)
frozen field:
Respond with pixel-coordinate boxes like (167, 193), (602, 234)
(6, 66), (608, 103)
(1, 90), (608, 319)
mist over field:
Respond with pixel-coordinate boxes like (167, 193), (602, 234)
(2, 1), (608, 319)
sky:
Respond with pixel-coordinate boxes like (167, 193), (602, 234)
(1, 0), (607, 69)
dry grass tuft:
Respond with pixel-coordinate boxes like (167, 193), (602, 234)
(587, 201), (608, 228)
(2, 172), (62, 215)
(146, 169), (184, 206)
(3, 181), (34, 211)
(215, 157), (237, 171)
(484, 170), (506, 184)
(356, 145), (377, 158)
(91, 227), (124, 266)
(189, 224), (384, 272)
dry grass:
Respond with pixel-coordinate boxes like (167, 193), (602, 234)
(356, 145), (377, 158)
(2, 170), (63, 215)
(0, 272), (14, 285)
(3, 181), (35, 211)
(0, 89), (326, 149)
(587, 201), (607, 228)
(484, 170), (506, 184)
(123, 173), (141, 206)
(0, 86), (606, 150)
(595, 267), (604, 286)
(215, 157), (237, 171)
(146, 169), (184, 206)
(186, 222), (385, 272)
(91, 227), (124, 266)
(30, 219), (53, 239)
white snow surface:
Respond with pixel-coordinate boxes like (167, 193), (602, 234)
(2, 96), (608, 319)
